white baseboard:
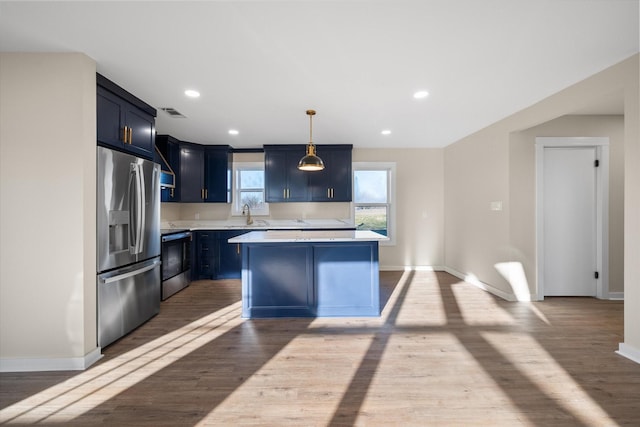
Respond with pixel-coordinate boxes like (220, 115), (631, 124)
(379, 265), (445, 272)
(379, 265), (524, 301)
(616, 343), (640, 364)
(0, 348), (103, 372)
(608, 292), (624, 300)
(442, 266), (528, 301)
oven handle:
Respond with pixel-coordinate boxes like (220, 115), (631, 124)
(162, 232), (192, 242)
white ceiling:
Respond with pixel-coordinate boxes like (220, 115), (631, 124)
(0, 1), (637, 148)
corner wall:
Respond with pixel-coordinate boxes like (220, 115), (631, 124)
(444, 54), (639, 360)
(0, 53), (98, 370)
(621, 54), (640, 362)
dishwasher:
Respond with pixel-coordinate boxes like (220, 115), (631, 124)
(161, 230), (192, 300)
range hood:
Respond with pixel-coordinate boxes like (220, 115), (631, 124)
(154, 145), (175, 189)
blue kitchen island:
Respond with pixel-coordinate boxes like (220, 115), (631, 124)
(228, 230), (388, 318)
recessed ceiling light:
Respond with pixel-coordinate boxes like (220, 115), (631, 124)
(184, 89), (200, 98)
(228, 129), (239, 135)
(413, 90), (429, 99)
(381, 130), (392, 135)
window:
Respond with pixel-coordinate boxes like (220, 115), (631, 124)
(232, 162), (269, 216)
(353, 162), (395, 245)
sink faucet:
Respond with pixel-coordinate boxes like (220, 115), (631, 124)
(242, 203), (253, 225)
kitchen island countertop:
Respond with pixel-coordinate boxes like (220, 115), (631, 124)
(228, 229), (387, 243)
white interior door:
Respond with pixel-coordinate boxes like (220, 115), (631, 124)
(543, 147), (597, 296)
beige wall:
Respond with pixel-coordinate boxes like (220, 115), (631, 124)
(444, 54), (639, 357)
(353, 148), (444, 269)
(622, 55), (640, 358)
(0, 53), (97, 365)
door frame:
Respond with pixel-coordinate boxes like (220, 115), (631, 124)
(535, 137), (609, 300)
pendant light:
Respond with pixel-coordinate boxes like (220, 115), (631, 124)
(298, 109), (325, 171)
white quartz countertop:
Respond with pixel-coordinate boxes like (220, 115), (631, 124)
(161, 218), (355, 231)
(228, 230), (388, 243)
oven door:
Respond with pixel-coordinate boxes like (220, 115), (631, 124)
(161, 232), (192, 300)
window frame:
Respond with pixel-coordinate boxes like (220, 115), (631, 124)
(352, 162), (396, 246)
(231, 161), (269, 216)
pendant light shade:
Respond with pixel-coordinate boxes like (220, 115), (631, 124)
(298, 110), (325, 171)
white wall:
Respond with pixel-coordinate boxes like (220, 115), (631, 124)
(0, 53), (98, 370)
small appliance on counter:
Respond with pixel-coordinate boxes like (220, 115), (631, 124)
(96, 146), (161, 348)
(161, 230), (192, 300)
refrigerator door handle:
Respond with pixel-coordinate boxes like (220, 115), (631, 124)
(128, 164), (138, 254)
(135, 162), (146, 254)
(128, 162), (146, 255)
(102, 260), (160, 284)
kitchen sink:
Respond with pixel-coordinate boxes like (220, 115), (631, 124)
(226, 219), (269, 229)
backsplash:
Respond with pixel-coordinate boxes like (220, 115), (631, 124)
(161, 202), (351, 222)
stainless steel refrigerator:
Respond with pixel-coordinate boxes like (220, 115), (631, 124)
(97, 146), (161, 348)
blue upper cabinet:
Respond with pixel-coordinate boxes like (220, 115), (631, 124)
(265, 144), (353, 203)
(308, 145), (353, 202)
(178, 142), (232, 203)
(179, 144), (206, 202)
(264, 145), (310, 202)
(97, 74), (156, 160)
(204, 147), (232, 203)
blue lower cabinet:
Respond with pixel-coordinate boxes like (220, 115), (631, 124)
(194, 231), (216, 280)
(216, 230), (246, 279)
(241, 241), (380, 318)
(314, 243), (379, 316)
(242, 244), (314, 318)
(194, 230), (252, 280)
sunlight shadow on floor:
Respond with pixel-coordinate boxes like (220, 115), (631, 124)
(0, 302), (243, 424)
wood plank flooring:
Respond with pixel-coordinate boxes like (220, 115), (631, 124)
(1, 271), (639, 426)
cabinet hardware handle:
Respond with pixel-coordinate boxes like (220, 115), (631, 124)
(283, 188), (286, 199)
(170, 188), (174, 198)
(128, 127), (133, 144)
(287, 188), (290, 199)
(331, 188), (334, 198)
(205, 189), (208, 199)
(236, 243), (240, 255)
(122, 126), (128, 143)
(327, 188), (330, 198)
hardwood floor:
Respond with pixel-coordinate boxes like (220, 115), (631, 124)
(1, 271), (639, 426)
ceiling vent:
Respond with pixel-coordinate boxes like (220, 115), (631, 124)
(159, 107), (186, 118)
